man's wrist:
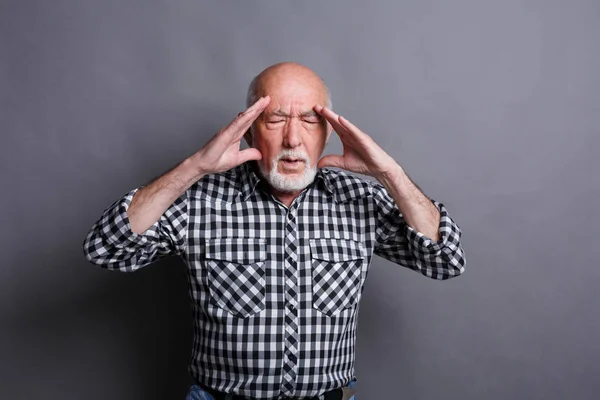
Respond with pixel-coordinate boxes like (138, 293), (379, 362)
(172, 157), (207, 191)
(376, 164), (416, 201)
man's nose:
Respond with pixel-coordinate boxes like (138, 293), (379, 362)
(283, 118), (302, 148)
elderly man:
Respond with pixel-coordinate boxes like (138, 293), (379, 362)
(83, 62), (465, 400)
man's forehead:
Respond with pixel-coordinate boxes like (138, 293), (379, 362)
(262, 92), (325, 115)
(259, 75), (326, 101)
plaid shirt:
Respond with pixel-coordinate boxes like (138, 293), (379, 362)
(83, 162), (465, 400)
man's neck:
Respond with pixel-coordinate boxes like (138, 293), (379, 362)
(269, 188), (302, 208)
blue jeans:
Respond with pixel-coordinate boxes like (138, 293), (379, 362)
(185, 381), (357, 400)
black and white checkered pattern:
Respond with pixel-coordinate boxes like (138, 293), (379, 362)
(83, 162), (466, 399)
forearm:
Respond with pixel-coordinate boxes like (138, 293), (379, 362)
(377, 165), (441, 241)
(128, 157), (204, 234)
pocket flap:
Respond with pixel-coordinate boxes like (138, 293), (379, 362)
(205, 238), (267, 263)
(309, 238), (365, 262)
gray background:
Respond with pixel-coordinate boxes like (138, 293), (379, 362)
(1, 0), (599, 399)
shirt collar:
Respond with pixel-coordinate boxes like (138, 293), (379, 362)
(315, 168), (336, 196)
(238, 162), (263, 201)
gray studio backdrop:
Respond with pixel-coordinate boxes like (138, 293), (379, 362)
(1, 0), (599, 399)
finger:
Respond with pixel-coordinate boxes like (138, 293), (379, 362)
(246, 94), (270, 113)
(236, 95), (270, 126)
(314, 106), (353, 143)
(318, 154), (344, 169)
(229, 96), (271, 137)
(314, 105), (347, 135)
(322, 107), (366, 141)
(238, 148), (262, 164)
(338, 114), (368, 140)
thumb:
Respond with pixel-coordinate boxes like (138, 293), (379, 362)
(318, 155), (344, 169)
(238, 148), (262, 164)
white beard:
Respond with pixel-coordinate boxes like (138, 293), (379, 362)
(257, 150), (317, 192)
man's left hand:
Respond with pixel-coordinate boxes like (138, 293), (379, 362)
(314, 105), (399, 180)
(314, 105), (441, 240)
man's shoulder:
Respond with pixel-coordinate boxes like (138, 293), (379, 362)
(318, 168), (385, 203)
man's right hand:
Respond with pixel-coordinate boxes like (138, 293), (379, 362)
(188, 95), (270, 176)
(126, 96), (270, 234)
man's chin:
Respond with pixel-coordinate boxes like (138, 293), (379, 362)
(278, 163), (306, 174)
(270, 173), (316, 193)
(277, 171), (305, 179)
(273, 180), (312, 193)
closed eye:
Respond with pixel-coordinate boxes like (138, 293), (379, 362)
(302, 118), (320, 124)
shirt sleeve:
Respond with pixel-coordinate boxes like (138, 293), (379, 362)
(82, 188), (188, 272)
(372, 184), (466, 280)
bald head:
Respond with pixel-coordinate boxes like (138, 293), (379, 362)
(246, 62), (331, 109)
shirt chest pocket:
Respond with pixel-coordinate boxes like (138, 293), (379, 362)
(309, 238), (366, 316)
(204, 238), (267, 317)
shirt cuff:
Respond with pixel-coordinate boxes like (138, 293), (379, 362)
(99, 188), (160, 249)
(404, 201), (461, 258)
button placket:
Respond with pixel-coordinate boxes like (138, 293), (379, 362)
(281, 208), (299, 396)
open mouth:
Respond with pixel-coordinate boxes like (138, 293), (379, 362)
(281, 158), (304, 164)
(279, 157), (306, 170)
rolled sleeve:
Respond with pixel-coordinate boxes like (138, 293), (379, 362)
(373, 184), (466, 280)
(83, 188), (188, 271)
(404, 201), (466, 279)
(97, 189), (153, 248)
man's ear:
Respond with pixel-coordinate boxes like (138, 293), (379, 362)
(244, 129), (253, 146)
(325, 123), (333, 143)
